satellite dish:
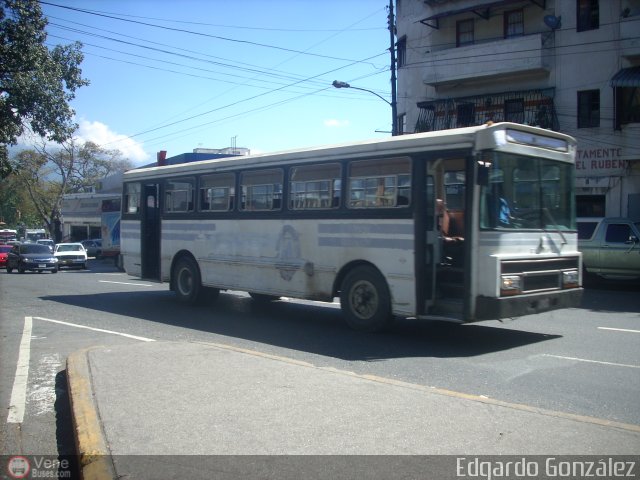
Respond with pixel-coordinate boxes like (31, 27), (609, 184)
(544, 15), (561, 30)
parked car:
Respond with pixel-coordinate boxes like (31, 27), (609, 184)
(54, 242), (88, 269)
(0, 244), (12, 268)
(578, 217), (640, 281)
(81, 239), (102, 258)
(6, 243), (59, 273)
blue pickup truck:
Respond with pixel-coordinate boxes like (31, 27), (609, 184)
(578, 217), (640, 281)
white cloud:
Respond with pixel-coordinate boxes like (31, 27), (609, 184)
(76, 120), (150, 164)
(324, 119), (350, 128)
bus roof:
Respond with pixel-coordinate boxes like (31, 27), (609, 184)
(124, 123), (576, 180)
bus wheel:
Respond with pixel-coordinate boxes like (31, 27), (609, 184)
(173, 256), (204, 304)
(340, 265), (393, 332)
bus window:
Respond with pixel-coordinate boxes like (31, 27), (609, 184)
(289, 163), (341, 209)
(444, 171), (465, 210)
(200, 173), (235, 212)
(348, 157), (411, 208)
(241, 169), (283, 211)
(125, 183), (141, 214)
(165, 178), (195, 213)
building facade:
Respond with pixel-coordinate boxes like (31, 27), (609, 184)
(395, 0), (640, 218)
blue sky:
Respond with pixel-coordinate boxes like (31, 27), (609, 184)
(39, 0), (395, 165)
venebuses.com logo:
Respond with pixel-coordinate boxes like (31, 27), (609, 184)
(6, 456), (30, 479)
(5, 456), (72, 479)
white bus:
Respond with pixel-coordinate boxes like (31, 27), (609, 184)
(121, 123), (582, 331)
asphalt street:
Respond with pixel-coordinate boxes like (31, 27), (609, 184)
(1, 259), (639, 470)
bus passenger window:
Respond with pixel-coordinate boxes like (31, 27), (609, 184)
(200, 173), (235, 212)
(289, 163), (341, 210)
(348, 157), (411, 208)
(125, 183), (141, 214)
(165, 179), (194, 213)
(241, 169), (283, 211)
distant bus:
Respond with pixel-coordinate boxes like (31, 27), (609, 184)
(120, 123), (582, 331)
(0, 229), (17, 243)
(25, 228), (47, 243)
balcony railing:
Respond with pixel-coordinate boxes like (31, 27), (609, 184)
(422, 33), (553, 86)
(415, 88), (558, 133)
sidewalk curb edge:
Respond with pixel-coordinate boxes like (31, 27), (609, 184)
(66, 347), (116, 480)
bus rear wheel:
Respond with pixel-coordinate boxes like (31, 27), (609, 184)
(173, 256), (206, 304)
(340, 265), (393, 332)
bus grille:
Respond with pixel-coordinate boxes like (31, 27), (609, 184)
(501, 257), (579, 293)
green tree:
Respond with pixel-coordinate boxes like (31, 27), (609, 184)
(0, 0), (89, 178)
(10, 139), (132, 238)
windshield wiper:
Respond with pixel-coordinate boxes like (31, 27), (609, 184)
(542, 208), (567, 245)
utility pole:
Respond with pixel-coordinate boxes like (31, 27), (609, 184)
(388, 0), (398, 136)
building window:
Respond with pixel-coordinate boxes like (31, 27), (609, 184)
(504, 10), (524, 38)
(577, 0), (599, 32)
(504, 98), (525, 123)
(456, 19), (474, 47)
(577, 90), (600, 128)
(457, 102), (475, 127)
(614, 87), (640, 129)
(576, 195), (605, 217)
(396, 36), (406, 68)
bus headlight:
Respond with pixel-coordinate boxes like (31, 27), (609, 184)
(562, 269), (579, 288)
(501, 275), (522, 296)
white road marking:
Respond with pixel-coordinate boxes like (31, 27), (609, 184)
(29, 354), (61, 417)
(598, 327), (640, 334)
(7, 316), (33, 423)
(98, 280), (156, 287)
(543, 354), (640, 369)
(35, 317), (155, 342)
(6, 316), (155, 425)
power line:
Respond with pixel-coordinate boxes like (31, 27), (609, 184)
(45, 4), (384, 33)
(41, 1), (382, 67)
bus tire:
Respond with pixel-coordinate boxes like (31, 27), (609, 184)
(173, 256), (205, 304)
(340, 265), (393, 332)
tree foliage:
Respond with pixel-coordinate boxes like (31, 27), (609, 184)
(0, 0), (89, 177)
(8, 140), (132, 237)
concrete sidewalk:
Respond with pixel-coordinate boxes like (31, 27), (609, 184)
(66, 341), (640, 479)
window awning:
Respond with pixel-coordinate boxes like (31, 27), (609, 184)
(419, 0), (545, 29)
(610, 66), (640, 87)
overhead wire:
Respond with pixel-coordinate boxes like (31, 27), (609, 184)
(42, 3), (392, 148)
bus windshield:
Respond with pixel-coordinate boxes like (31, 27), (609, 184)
(480, 152), (575, 231)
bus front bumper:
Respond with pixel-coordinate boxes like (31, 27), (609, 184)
(475, 288), (583, 320)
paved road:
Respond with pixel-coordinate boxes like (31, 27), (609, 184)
(1, 260), (639, 460)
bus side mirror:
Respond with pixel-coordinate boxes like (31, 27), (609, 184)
(477, 165), (489, 186)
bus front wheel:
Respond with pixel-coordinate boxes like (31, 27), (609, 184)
(340, 265), (393, 332)
(173, 256), (205, 304)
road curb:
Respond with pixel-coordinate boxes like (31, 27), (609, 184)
(66, 347), (116, 480)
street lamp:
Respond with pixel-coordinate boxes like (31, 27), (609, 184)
(332, 80), (398, 136)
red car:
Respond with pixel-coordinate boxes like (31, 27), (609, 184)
(0, 245), (12, 268)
